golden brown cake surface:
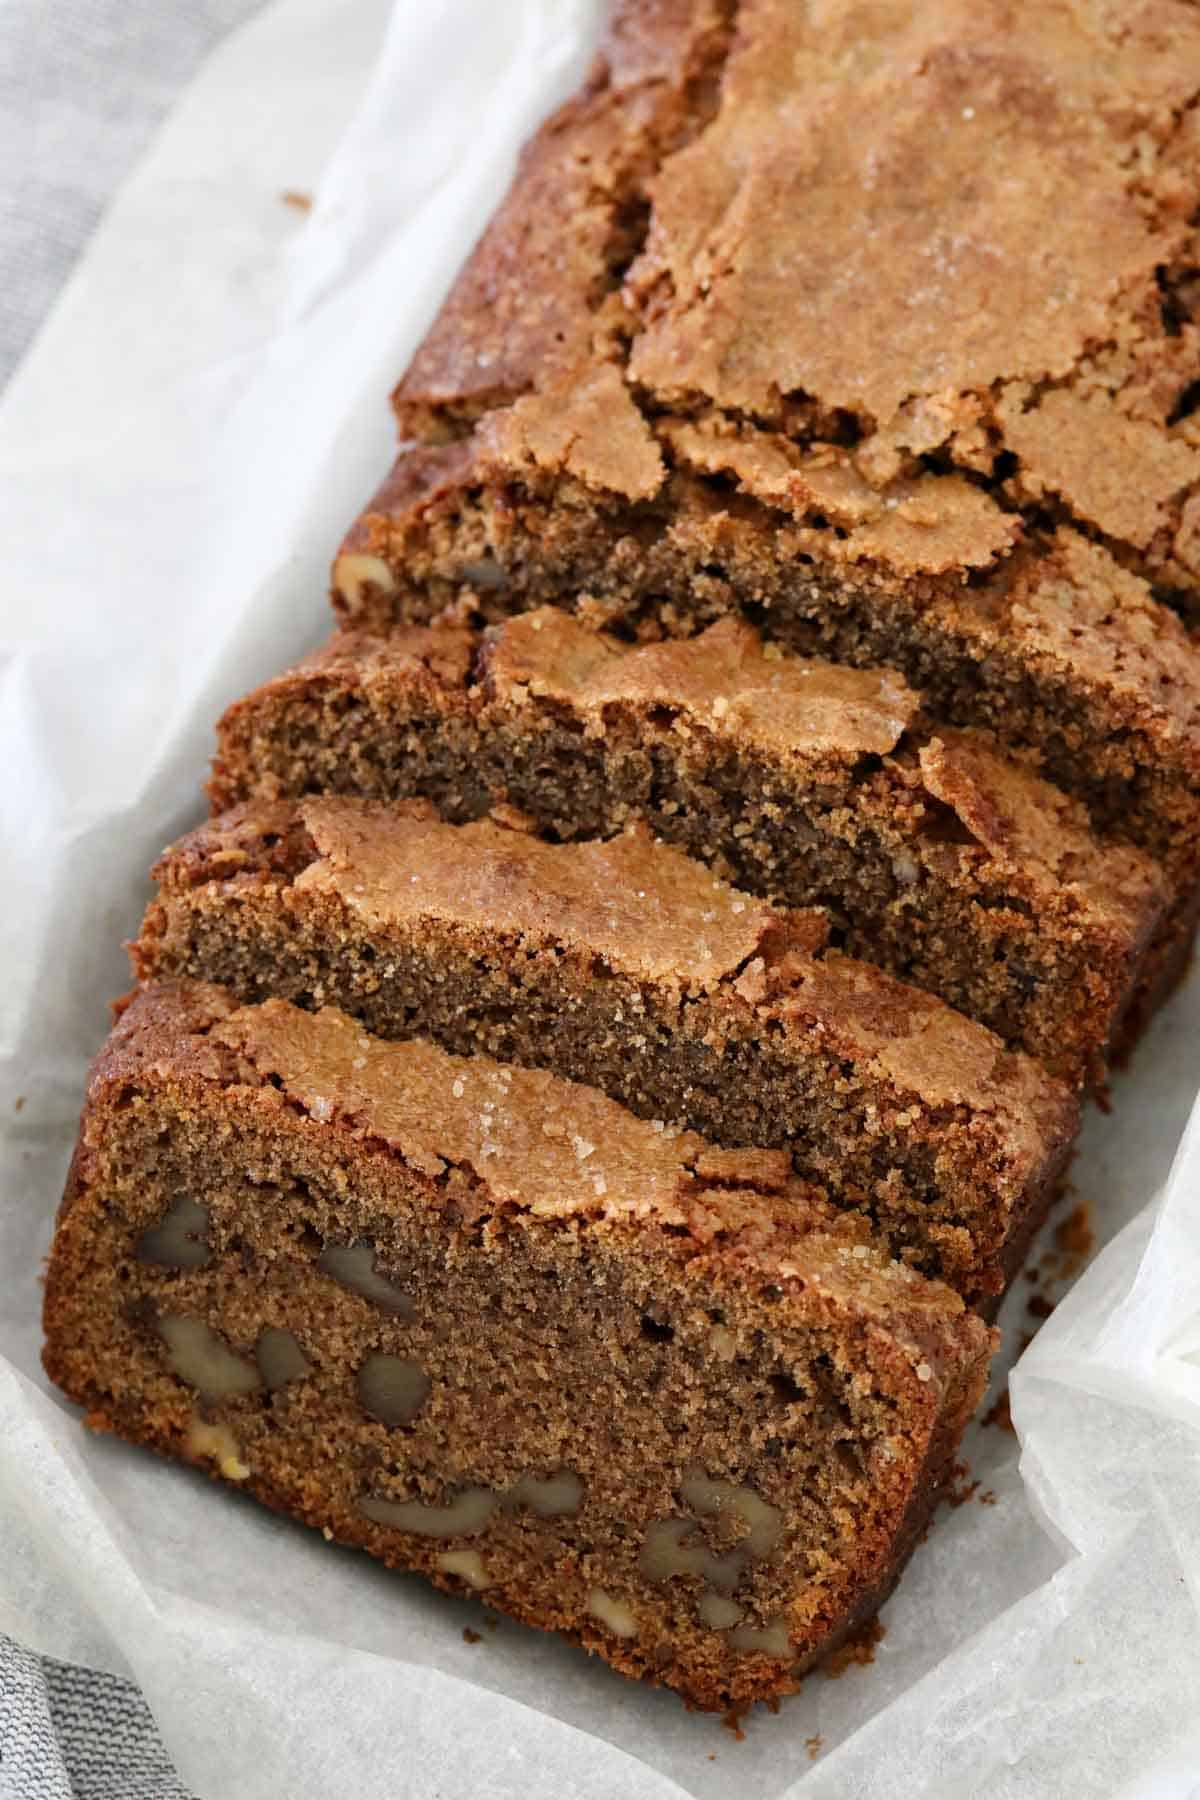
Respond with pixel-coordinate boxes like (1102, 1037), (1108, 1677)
(486, 612), (920, 758)
(290, 802), (780, 988)
(393, 0), (1200, 601)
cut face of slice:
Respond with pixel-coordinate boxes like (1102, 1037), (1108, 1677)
(43, 981), (994, 1710)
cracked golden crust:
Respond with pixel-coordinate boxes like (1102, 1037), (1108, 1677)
(209, 612), (1167, 940)
(242, 624), (476, 697)
(480, 608), (1160, 934)
(1006, 531), (1200, 749)
(220, 997), (726, 1219)
(341, 442), (1200, 792)
(651, 416), (1020, 576)
(390, 0), (1200, 589)
(997, 384), (1200, 558)
(625, 2), (1193, 429)
(292, 802), (784, 989)
(202, 613), (1169, 1087)
(392, 0), (737, 434)
(479, 611), (1167, 927)
(480, 364), (666, 500)
(488, 610), (920, 758)
(915, 731), (1163, 935)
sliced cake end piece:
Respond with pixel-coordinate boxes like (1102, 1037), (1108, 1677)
(209, 625), (484, 819)
(208, 612), (1168, 1080)
(134, 799), (1079, 1302)
(43, 981), (995, 1710)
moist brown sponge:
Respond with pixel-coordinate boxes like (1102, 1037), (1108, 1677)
(134, 797), (1079, 1303)
(42, 981), (995, 1710)
(208, 612), (1168, 1081)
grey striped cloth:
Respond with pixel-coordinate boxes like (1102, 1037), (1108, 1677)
(0, 1639), (188, 1800)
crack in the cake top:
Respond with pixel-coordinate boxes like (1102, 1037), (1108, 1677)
(391, 0), (744, 443)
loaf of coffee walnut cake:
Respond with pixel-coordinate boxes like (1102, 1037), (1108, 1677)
(42, 0), (1200, 1714)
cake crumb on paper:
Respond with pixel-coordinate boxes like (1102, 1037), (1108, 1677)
(946, 1461), (980, 1507)
(1054, 1203), (1095, 1266)
(983, 1388), (1014, 1433)
(825, 1617), (885, 1677)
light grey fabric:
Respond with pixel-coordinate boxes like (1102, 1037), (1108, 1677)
(1, 5), (264, 1787)
(0, 0), (261, 390)
(0, 1637), (190, 1800)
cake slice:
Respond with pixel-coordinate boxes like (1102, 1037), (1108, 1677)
(333, 0), (1200, 907)
(133, 798), (1078, 1302)
(42, 981), (995, 1709)
(208, 613), (1167, 1080)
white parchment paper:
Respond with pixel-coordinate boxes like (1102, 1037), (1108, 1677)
(2, 4), (1199, 1795)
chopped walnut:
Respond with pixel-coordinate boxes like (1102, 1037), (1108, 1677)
(357, 1353), (431, 1427)
(640, 1519), (747, 1593)
(437, 1549), (492, 1590)
(507, 1470), (584, 1518)
(137, 1194), (211, 1270)
(697, 1592), (744, 1630)
(255, 1326), (312, 1391)
(679, 1471), (782, 1557)
(587, 1589), (638, 1638)
(361, 1488), (499, 1539)
(361, 1467), (586, 1538)
(186, 1417), (250, 1481)
(727, 1617), (793, 1658)
(317, 1241), (415, 1318)
(334, 552), (397, 611)
(158, 1316), (260, 1399)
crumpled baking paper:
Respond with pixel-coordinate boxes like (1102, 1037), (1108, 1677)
(1, 3), (1199, 1795)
